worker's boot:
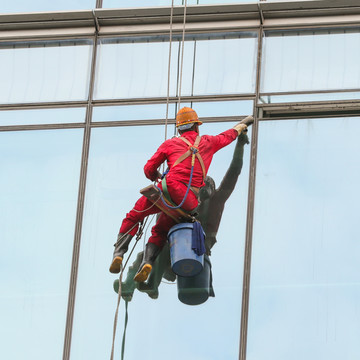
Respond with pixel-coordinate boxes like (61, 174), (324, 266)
(133, 242), (161, 282)
(109, 233), (133, 274)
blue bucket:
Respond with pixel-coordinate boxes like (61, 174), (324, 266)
(167, 222), (204, 277)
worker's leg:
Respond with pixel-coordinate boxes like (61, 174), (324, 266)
(134, 212), (175, 282)
(134, 180), (199, 282)
(119, 195), (161, 236)
(110, 195), (161, 274)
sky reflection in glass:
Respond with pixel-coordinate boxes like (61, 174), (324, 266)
(0, 108), (86, 126)
(71, 118), (250, 359)
(1, 0), (95, 13)
(0, 40), (92, 104)
(248, 117), (360, 360)
(261, 30), (360, 93)
(0, 129), (83, 360)
(94, 34), (257, 100)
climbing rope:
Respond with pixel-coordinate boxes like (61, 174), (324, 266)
(162, 0), (188, 170)
(110, 219), (147, 360)
(131, 194), (160, 213)
(164, 0), (175, 144)
(177, 0), (188, 108)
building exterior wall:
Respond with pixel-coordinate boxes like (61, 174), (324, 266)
(1, 1), (360, 359)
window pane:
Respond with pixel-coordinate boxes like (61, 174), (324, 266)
(193, 36), (257, 95)
(94, 38), (184, 100)
(0, 40), (93, 104)
(248, 118), (360, 360)
(259, 91), (360, 104)
(0, 129), (83, 360)
(92, 104), (176, 122)
(71, 122), (250, 359)
(94, 33), (257, 100)
(92, 100), (253, 123)
(0, 108), (86, 126)
(261, 29), (360, 94)
(1, 0), (95, 13)
(187, 100), (254, 117)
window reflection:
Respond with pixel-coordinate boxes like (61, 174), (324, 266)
(94, 33), (257, 100)
(0, 107), (86, 126)
(72, 121), (250, 359)
(0, 40), (92, 104)
(193, 37), (257, 95)
(1, 0), (95, 13)
(0, 129), (83, 360)
(92, 104), (176, 122)
(261, 29), (360, 94)
(92, 100), (254, 123)
(248, 117), (360, 360)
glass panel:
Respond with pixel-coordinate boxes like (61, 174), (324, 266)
(0, 40), (93, 104)
(0, 129), (83, 360)
(92, 100), (253, 123)
(71, 119), (251, 359)
(0, 108), (86, 126)
(199, 0), (257, 3)
(1, 0), (95, 13)
(248, 117), (360, 360)
(187, 100), (254, 117)
(92, 104), (176, 122)
(193, 37), (257, 95)
(261, 29), (360, 95)
(94, 33), (257, 100)
(259, 91), (360, 104)
(94, 38), (186, 100)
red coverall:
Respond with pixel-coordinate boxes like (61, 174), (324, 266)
(119, 128), (238, 247)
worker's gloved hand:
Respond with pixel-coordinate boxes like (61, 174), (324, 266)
(233, 115), (254, 135)
(233, 122), (248, 135)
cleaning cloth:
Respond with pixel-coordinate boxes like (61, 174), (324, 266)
(192, 221), (206, 256)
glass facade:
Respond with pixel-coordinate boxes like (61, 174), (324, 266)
(0, 129), (83, 360)
(94, 34), (257, 100)
(248, 118), (360, 360)
(71, 122), (250, 359)
(0, 40), (93, 105)
(1, 1), (360, 360)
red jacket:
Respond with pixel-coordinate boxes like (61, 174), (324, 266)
(144, 129), (238, 188)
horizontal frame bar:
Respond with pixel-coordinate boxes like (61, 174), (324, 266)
(1, 1), (360, 40)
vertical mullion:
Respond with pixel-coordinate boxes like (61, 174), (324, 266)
(62, 31), (98, 360)
(239, 24), (264, 360)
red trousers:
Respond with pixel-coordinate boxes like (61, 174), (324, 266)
(119, 178), (199, 248)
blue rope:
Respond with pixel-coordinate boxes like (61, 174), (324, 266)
(156, 154), (195, 210)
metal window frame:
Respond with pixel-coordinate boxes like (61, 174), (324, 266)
(1, 1), (360, 360)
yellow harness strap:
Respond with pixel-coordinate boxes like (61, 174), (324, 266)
(172, 136), (206, 180)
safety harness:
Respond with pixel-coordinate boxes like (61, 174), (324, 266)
(173, 136), (206, 179)
(159, 135), (205, 210)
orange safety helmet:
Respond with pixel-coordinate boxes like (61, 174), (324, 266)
(176, 107), (203, 130)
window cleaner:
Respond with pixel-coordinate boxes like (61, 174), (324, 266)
(113, 129), (251, 302)
(109, 107), (252, 284)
